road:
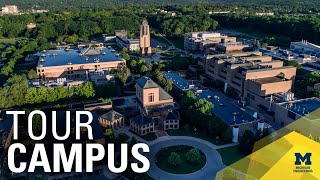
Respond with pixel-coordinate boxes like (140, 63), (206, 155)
(145, 136), (227, 180)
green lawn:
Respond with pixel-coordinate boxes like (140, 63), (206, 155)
(166, 36), (184, 49)
(217, 145), (245, 166)
(166, 128), (227, 145)
(151, 33), (171, 46)
(129, 130), (157, 141)
(0, 38), (17, 44)
(156, 145), (206, 174)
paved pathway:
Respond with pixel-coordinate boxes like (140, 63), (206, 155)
(145, 136), (228, 180)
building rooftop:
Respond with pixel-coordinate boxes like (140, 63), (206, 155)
(163, 72), (257, 125)
(279, 98), (320, 118)
(254, 76), (285, 84)
(163, 72), (198, 91)
(132, 114), (153, 126)
(136, 76), (173, 101)
(136, 76), (159, 89)
(100, 110), (123, 122)
(37, 47), (123, 68)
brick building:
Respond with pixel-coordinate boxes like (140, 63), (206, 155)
(36, 47), (125, 80)
(140, 20), (152, 56)
(199, 52), (297, 110)
(99, 110), (125, 129)
(130, 77), (180, 135)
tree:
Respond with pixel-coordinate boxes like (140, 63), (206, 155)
(115, 66), (131, 87)
(122, 52), (130, 61)
(98, 98), (112, 104)
(140, 65), (148, 74)
(164, 79), (173, 92)
(75, 82), (95, 98)
(65, 34), (79, 43)
(168, 152), (182, 166)
(186, 149), (201, 163)
(239, 130), (256, 155)
(104, 128), (115, 142)
(32, 114), (43, 136)
(27, 69), (39, 80)
(178, 90), (197, 110)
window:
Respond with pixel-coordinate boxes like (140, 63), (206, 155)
(148, 93), (154, 102)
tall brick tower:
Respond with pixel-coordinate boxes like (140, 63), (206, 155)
(140, 20), (152, 56)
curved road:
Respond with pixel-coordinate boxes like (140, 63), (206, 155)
(146, 136), (226, 180)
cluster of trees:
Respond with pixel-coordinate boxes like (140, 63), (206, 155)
(3, 0), (320, 14)
(150, 69), (173, 92)
(178, 90), (232, 143)
(0, 9), (142, 41)
(213, 13), (320, 46)
(283, 60), (320, 98)
(151, 10), (218, 35)
(0, 38), (55, 86)
(294, 70), (320, 98)
(238, 129), (270, 155)
(0, 77), (96, 108)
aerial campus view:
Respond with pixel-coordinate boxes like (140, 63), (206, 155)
(0, 0), (320, 179)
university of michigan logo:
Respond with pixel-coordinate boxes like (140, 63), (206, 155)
(294, 153), (312, 165)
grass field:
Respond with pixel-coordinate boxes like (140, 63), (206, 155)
(217, 145), (245, 166)
(155, 145), (206, 174)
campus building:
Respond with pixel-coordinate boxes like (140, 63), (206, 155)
(36, 47), (125, 80)
(130, 77), (180, 135)
(163, 72), (269, 142)
(99, 110), (125, 129)
(184, 32), (237, 51)
(103, 30), (140, 51)
(140, 20), (152, 56)
(199, 52), (297, 110)
(290, 40), (320, 54)
(1, 5), (19, 15)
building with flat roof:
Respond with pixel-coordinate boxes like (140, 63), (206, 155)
(1, 5), (19, 15)
(102, 30), (140, 51)
(36, 47), (125, 80)
(290, 40), (320, 54)
(130, 76), (180, 135)
(184, 32), (237, 51)
(273, 98), (320, 126)
(163, 72), (266, 134)
(198, 52), (296, 110)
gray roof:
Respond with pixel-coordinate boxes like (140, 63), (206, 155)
(136, 76), (159, 89)
(100, 110), (123, 121)
(165, 110), (180, 120)
(159, 87), (173, 100)
(132, 114), (153, 126)
(37, 48), (123, 67)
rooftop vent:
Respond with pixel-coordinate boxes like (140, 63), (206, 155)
(68, 62), (72, 65)
(39, 58), (45, 62)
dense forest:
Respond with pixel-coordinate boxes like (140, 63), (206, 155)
(1, 0), (320, 13)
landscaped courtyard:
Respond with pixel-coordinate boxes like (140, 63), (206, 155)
(155, 145), (206, 174)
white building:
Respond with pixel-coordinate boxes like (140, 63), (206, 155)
(1, 5), (19, 15)
(184, 32), (236, 51)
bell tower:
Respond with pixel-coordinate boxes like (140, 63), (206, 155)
(140, 20), (152, 56)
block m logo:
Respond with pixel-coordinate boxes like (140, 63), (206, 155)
(295, 153), (312, 165)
